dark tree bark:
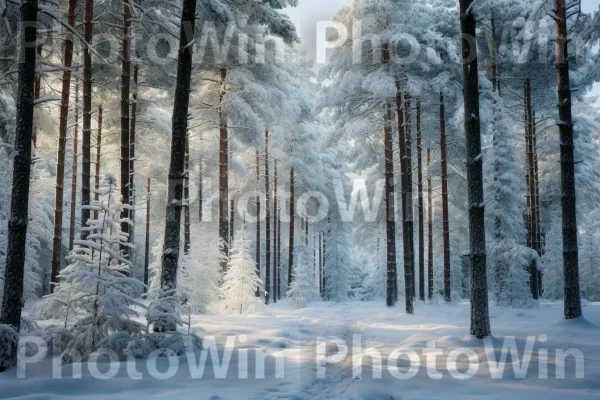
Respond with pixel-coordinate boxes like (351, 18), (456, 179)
(0, 0), (39, 372)
(394, 78), (411, 312)
(160, 0), (198, 302)
(81, 0), (94, 239)
(460, 0), (491, 338)
(94, 106), (102, 221)
(130, 64), (138, 248)
(218, 67), (229, 270)
(144, 177), (151, 290)
(533, 113), (543, 294)
(440, 93), (451, 303)
(405, 95), (416, 300)
(265, 131), (271, 304)
(183, 134), (190, 254)
(69, 82), (79, 251)
(525, 79), (539, 299)
(319, 231), (323, 295)
(255, 149), (261, 297)
(380, 46), (398, 308)
(50, 0), (78, 291)
(553, 0), (582, 320)
(277, 205), (282, 300)
(229, 199), (234, 244)
(32, 44), (41, 148)
(427, 147), (434, 300)
(416, 100), (425, 301)
(384, 102), (399, 309)
(287, 168), (295, 289)
(120, 0), (132, 257)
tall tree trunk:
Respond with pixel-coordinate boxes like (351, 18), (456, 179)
(384, 104), (399, 309)
(144, 177), (151, 291)
(440, 93), (451, 302)
(120, 0), (132, 257)
(160, 0), (198, 303)
(130, 64), (138, 250)
(460, 0), (491, 338)
(68, 82), (79, 251)
(50, 0), (78, 292)
(405, 94), (415, 300)
(416, 100), (425, 301)
(533, 113), (543, 294)
(32, 44), (41, 149)
(0, 0), (39, 372)
(553, 0), (582, 319)
(394, 79), (411, 312)
(525, 79), (539, 299)
(287, 168), (295, 289)
(218, 67), (229, 270)
(264, 131), (271, 304)
(183, 134), (190, 254)
(94, 106), (102, 221)
(81, 0), (94, 239)
(427, 147), (434, 300)
(277, 205), (282, 300)
(319, 231), (323, 295)
(255, 149), (261, 297)
(229, 199), (234, 244)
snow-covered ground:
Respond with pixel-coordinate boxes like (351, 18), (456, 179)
(1, 300), (599, 399)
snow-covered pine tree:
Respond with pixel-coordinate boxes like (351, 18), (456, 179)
(286, 255), (319, 309)
(220, 224), (264, 315)
(323, 219), (354, 302)
(41, 174), (145, 362)
(541, 219), (564, 300)
(484, 91), (533, 307)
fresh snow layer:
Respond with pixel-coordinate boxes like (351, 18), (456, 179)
(1, 301), (599, 399)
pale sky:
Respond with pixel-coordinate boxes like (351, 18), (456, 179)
(284, 0), (599, 105)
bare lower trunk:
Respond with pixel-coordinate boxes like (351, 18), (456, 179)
(229, 200), (234, 245)
(394, 78), (411, 312)
(255, 149), (261, 297)
(130, 65), (138, 252)
(288, 168), (295, 289)
(525, 79), (539, 299)
(416, 101), (425, 301)
(265, 131), (271, 304)
(160, 0), (198, 306)
(50, 0), (78, 292)
(218, 68), (229, 270)
(319, 232), (323, 295)
(68, 83), (79, 251)
(405, 95), (415, 300)
(81, 0), (94, 239)
(0, 0), (39, 372)
(94, 107), (102, 221)
(183, 134), (190, 254)
(427, 147), (433, 300)
(553, 0), (582, 319)
(440, 94), (451, 302)
(384, 102), (399, 309)
(460, 0), (491, 338)
(120, 0), (132, 257)
(144, 177), (151, 290)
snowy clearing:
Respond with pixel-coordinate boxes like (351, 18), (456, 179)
(1, 300), (599, 400)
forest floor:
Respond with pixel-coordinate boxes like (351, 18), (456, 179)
(1, 300), (599, 399)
